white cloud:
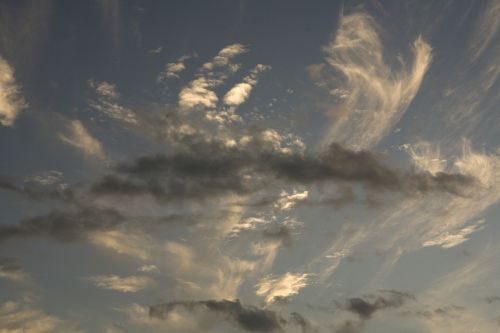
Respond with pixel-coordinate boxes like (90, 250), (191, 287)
(88, 79), (119, 99)
(274, 190), (309, 211)
(87, 274), (155, 293)
(223, 64), (270, 107)
(178, 77), (219, 109)
(24, 170), (64, 186)
(178, 44), (247, 110)
(0, 56), (27, 126)
(321, 12), (432, 150)
(157, 54), (195, 81)
(229, 217), (268, 236)
(422, 219), (485, 249)
(58, 120), (106, 160)
(138, 264), (158, 273)
(89, 229), (153, 261)
(255, 272), (309, 303)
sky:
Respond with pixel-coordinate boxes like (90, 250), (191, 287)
(0, 0), (499, 332)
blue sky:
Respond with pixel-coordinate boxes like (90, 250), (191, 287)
(0, 1), (499, 332)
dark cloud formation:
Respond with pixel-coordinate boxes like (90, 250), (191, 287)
(0, 132), (476, 247)
(262, 225), (293, 246)
(92, 135), (475, 204)
(486, 296), (500, 304)
(0, 207), (123, 243)
(333, 291), (415, 333)
(290, 312), (317, 333)
(0, 206), (194, 244)
(344, 290), (415, 319)
(0, 257), (23, 275)
(149, 299), (284, 332)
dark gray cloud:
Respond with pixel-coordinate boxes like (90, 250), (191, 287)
(0, 207), (123, 243)
(290, 312), (317, 333)
(344, 290), (415, 319)
(0, 206), (195, 244)
(0, 257), (23, 274)
(92, 135), (475, 204)
(486, 296), (500, 304)
(262, 225), (293, 246)
(149, 299), (284, 332)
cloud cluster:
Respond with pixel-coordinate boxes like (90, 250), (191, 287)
(179, 44), (247, 109)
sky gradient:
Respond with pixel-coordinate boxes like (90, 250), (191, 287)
(0, 1), (499, 332)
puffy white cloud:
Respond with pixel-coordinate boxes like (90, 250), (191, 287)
(223, 64), (270, 107)
(321, 12), (432, 150)
(87, 274), (155, 293)
(0, 56), (27, 126)
(255, 272), (309, 303)
(157, 54), (195, 81)
(178, 77), (219, 109)
(58, 120), (106, 160)
(179, 44), (247, 110)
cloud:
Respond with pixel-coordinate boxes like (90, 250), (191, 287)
(178, 77), (219, 109)
(0, 207), (124, 243)
(0, 55), (27, 126)
(138, 264), (158, 273)
(343, 290), (414, 319)
(87, 274), (155, 293)
(88, 80), (138, 124)
(58, 119), (106, 160)
(229, 217), (269, 236)
(320, 12), (432, 150)
(223, 64), (270, 107)
(158, 54), (195, 81)
(0, 257), (28, 282)
(0, 297), (81, 333)
(274, 190), (308, 211)
(468, 0), (500, 61)
(149, 299), (283, 332)
(256, 272), (309, 303)
(422, 219), (485, 249)
(89, 229), (154, 261)
(178, 44), (247, 110)
(92, 137), (475, 206)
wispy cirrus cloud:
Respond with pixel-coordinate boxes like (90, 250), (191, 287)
(319, 12), (432, 150)
(58, 119), (106, 160)
(256, 272), (309, 303)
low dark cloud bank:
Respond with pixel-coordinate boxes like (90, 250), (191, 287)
(149, 299), (285, 332)
(93, 137), (475, 203)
